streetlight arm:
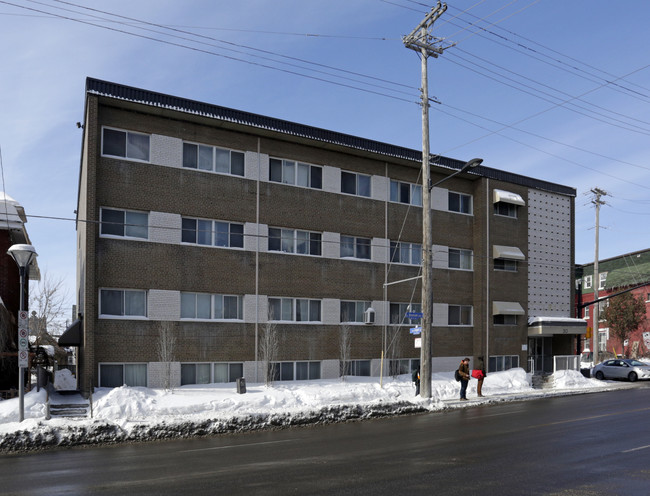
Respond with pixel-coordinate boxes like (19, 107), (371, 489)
(429, 158), (482, 191)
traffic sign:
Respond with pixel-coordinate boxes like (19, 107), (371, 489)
(410, 326), (422, 335)
(18, 350), (28, 368)
(414, 338), (421, 348)
(406, 312), (423, 319)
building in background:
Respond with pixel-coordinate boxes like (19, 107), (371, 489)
(67, 78), (581, 395)
(576, 249), (650, 358)
(0, 193), (39, 395)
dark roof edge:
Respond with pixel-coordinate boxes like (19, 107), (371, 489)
(85, 77), (576, 197)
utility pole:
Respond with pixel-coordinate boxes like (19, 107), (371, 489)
(403, 2), (448, 399)
(590, 187), (607, 365)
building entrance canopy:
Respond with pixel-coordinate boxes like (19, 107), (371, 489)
(527, 317), (586, 337)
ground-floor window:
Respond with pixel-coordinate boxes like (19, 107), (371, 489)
(99, 363), (147, 387)
(270, 361), (321, 381)
(340, 360), (371, 377)
(181, 362), (244, 385)
(488, 355), (519, 373)
(388, 358), (419, 376)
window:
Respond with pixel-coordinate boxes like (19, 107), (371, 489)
(390, 303), (422, 325)
(182, 142), (245, 176)
(100, 208), (148, 239)
(448, 248), (473, 270)
(583, 307), (590, 319)
(99, 363), (147, 387)
(214, 363), (244, 383)
(340, 236), (371, 260)
(488, 355), (519, 373)
(494, 202), (518, 218)
(584, 275), (593, 289)
(390, 180), (422, 206)
(494, 259), (517, 272)
(448, 305), (472, 326)
(269, 158), (322, 189)
(340, 360), (371, 377)
(268, 228), (321, 256)
(268, 298), (321, 322)
(599, 272), (607, 290)
(388, 359), (419, 376)
(100, 289), (146, 317)
(390, 242), (422, 265)
(494, 314), (517, 325)
(448, 192), (472, 214)
(181, 363), (212, 385)
(341, 171), (371, 197)
(181, 293), (243, 320)
(340, 301), (372, 323)
(182, 218), (244, 248)
(269, 361), (320, 381)
(102, 128), (150, 161)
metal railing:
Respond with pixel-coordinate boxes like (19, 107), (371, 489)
(553, 355), (580, 373)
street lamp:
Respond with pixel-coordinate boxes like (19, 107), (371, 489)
(7, 243), (38, 422)
(419, 158), (482, 398)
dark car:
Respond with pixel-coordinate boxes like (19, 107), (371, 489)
(591, 359), (650, 382)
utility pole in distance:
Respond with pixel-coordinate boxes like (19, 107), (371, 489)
(590, 187), (607, 366)
(403, 2), (448, 399)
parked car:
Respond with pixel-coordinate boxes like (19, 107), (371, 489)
(592, 359), (650, 382)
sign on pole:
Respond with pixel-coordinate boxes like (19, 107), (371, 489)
(406, 312), (423, 319)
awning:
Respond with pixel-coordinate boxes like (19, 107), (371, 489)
(493, 301), (525, 315)
(493, 245), (525, 260)
(58, 318), (83, 346)
(493, 189), (525, 206)
(527, 317), (587, 337)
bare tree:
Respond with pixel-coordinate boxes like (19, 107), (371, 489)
(29, 271), (70, 339)
(259, 310), (279, 386)
(339, 322), (352, 381)
(156, 321), (176, 392)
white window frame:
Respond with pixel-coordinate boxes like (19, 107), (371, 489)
(448, 191), (473, 215)
(182, 141), (245, 177)
(448, 248), (473, 271)
(488, 355), (519, 373)
(494, 258), (517, 272)
(598, 272), (607, 290)
(181, 217), (244, 249)
(268, 227), (322, 256)
(341, 171), (371, 197)
(101, 127), (150, 162)
(584, 275), (593, 289)
(180, 292), (243, 320)
(389, 302), (422, 325)
(448, 304), (473, 326)
(340, 235), (371, 260)
(390, 180), (422, 206)
(270, 361), (322, 381)
(100, 207), (149, 240)
(269, 158), (322, 189)
(494, 201), (518, 218)
(268, 297), (322, 322)
(99, 363), (148, 387)
(494, 314), (517, 326)
(340, 301), (372, 323)
(389, 241), (422, 266)
(99, 289), (147, 319)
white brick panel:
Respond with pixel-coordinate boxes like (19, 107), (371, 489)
(150, 134), (183, 168)
(148, 290), (180, 321)
(322, 298), (340, 325)
(322, 231), (340, 259)
(371, 175), (389, 202)
(323, 165), (340, 194)
(149, 211), (181, 244)
(432, 244), (448, 269)
(372, 238), (389, 264)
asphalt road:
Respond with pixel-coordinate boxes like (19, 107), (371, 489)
(2, 386), (650, 495)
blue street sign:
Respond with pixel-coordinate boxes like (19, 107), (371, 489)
(406, 312), (423, 319)
(410, 326), (422, 335)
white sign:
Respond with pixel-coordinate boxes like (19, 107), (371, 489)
(414, 338), (421, 348)
(18, 350), (28, 368)
(643, 332), (650, 350)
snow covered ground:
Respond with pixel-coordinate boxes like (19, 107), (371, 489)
(0, 368), (625, 452)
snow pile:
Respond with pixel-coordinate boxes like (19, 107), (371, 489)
(0, 368), (616, 452)
(53, 369), (77, 390)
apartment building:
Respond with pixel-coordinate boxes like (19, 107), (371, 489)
(65, 78), (579, 394)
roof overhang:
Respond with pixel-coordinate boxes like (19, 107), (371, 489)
(527, 317), (587, 336)
(58, 318), (83, 347)
(493, 301), (525, 315)
(493, 245), (525, 260)
(493, 189), (525, 206)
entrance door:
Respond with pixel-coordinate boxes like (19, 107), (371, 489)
(528, 337), (553, 374)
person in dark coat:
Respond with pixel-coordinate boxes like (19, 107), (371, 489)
(412, 367), (420, 396)
(458, 358), (470, 400)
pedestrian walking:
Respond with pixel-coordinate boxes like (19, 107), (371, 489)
(412, 367), (420, 396)
(458, 358), (470, 400)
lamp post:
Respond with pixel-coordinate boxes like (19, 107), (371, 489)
(419, 158), (482, 398)
(7, 244), (38, 422)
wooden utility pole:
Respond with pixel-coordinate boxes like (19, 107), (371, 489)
(590, 187), (607, 365)
(403, 2), (447, 398)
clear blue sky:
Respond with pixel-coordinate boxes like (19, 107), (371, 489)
(1, 0), (649, 315)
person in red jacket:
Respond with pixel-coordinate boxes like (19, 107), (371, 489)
(472, 368), (485, 397)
